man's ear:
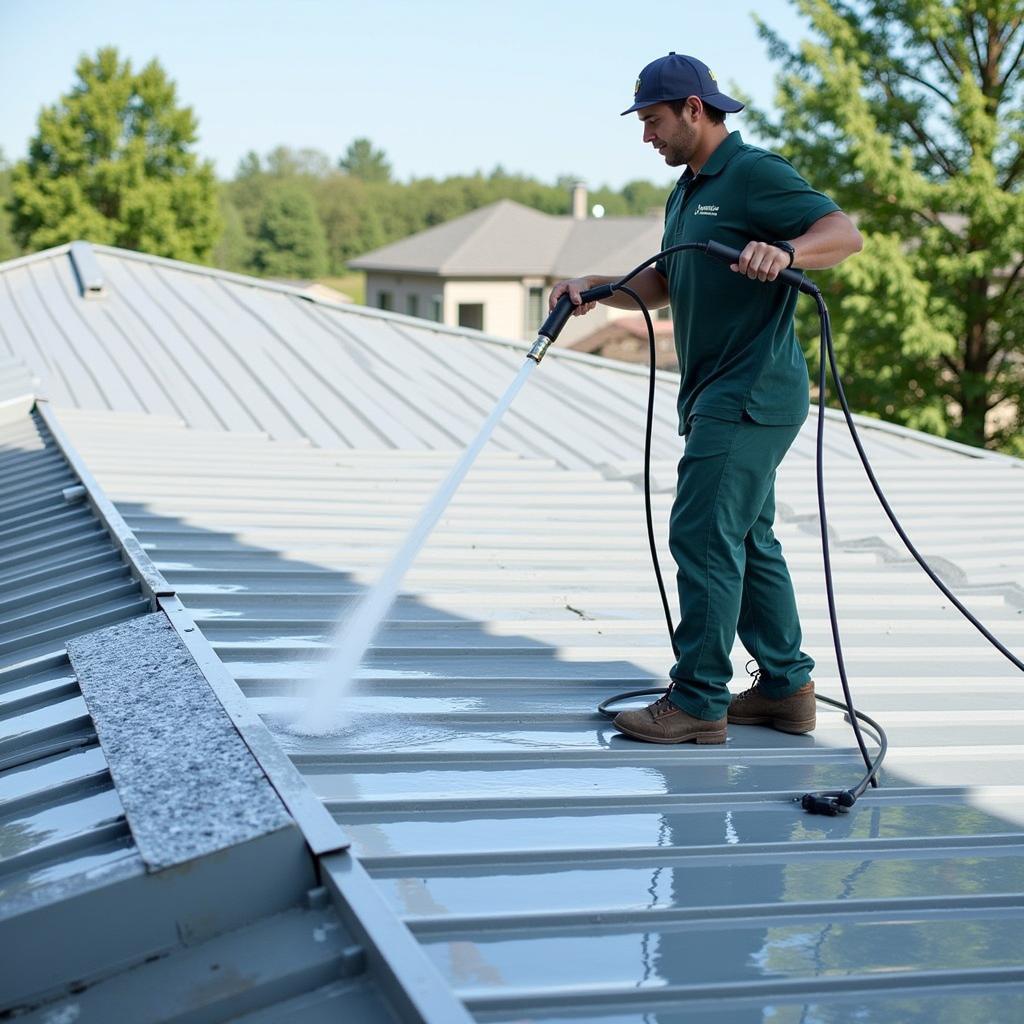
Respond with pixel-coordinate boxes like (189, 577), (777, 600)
(687, 96), (704, 123)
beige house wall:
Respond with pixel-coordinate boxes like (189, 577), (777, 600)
(364, 272), (444, 321)
(442, 279), (525, 337)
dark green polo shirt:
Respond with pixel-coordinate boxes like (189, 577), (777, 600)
(655, 131), (839, 433)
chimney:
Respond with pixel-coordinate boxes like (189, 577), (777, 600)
(571, 181), (588, 220)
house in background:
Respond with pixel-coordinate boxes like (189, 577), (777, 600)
(568, 314), (679, 370)
(349, 185), (667, 345)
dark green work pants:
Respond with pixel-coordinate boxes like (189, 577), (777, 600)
(667, 413), (814, 721)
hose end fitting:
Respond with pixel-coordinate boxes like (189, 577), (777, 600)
(527, 335), (554, 364)
(801, 793), (845, 816)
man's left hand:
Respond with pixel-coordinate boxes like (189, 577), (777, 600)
(731, 241), (792, 283)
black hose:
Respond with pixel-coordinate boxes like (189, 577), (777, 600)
(617, 283), (680, 661)
(585, 240), (1020, 814)
(595, 269), (885, 813)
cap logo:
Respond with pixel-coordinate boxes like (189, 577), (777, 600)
(708, 68), (717, 81)
(634, 77), (641, 95)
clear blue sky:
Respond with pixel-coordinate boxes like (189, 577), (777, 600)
(0, 0), (809, 190)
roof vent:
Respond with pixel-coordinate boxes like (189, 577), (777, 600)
(69, 241), (107, 300)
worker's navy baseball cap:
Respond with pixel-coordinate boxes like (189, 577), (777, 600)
(621, 53), (744, 115)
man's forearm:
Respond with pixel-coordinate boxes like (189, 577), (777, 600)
(549, 267), (669, 318)
(790, 211), (863, 269)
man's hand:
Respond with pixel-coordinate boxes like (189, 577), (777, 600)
(731, 241), (792, 283)
(549, 276), (602, 317)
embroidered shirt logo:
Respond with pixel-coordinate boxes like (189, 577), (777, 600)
(694, 203), (720, 217)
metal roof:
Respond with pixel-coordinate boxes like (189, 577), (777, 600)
(0, 241), (962, 472)
(0, 398), (422, 1022)
(55, 401), (1024, 1022)
(2, 241), (1024, 1020)
(0, 398), (147, 923)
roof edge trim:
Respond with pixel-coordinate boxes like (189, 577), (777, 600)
(36, 400), (173, 601)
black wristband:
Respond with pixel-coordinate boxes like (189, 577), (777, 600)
(770, 240), (796, 268)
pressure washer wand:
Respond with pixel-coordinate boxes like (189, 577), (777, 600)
(528, 283), (616, 363)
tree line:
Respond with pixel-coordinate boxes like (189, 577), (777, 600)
(3, 0), (1024, 455)
(1, 48), (665, 283)
(213, 143), (668, 279)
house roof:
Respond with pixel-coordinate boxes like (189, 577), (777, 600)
(348, 198), (664, 278)
(1, 240), (1023, 1022)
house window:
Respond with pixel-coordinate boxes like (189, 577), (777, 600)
(431, 296), (443, 322)
(406, 294), (419, 317)
(377, 291), (393, 311)
(458, 303), (484, 331)
(526, 286), (545, 331)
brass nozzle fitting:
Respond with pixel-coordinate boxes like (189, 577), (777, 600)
(527, 335), (554, 364)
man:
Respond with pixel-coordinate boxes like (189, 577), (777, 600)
(550, 53), (862, 744)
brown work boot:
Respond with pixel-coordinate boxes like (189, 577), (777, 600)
(613, 692), (727, 745)
(727, 677), (816, 734)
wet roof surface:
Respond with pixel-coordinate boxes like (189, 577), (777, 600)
(0, 401), (400, 1022)
(57, 401), (1024, 1023)
(0, 401), (147, 918)
(3, 241), (1023, 1020)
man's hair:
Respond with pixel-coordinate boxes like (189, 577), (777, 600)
(668, 98), (727, 125)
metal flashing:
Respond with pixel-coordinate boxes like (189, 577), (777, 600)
(158, 593), (350, 857)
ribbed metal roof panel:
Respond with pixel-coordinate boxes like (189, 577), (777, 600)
(0, 401), (147, 919)
(6, 242), (1022, 1018)
(57, 404), (1024, 1022)
(0, 242), (939, 471)
(0, 402), (409, 1023)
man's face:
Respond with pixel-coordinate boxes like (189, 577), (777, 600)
(638, 100), (699, 167)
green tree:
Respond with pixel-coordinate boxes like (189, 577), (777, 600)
(251, 182), (328, 278)
(621, 179), (671, 216)
(10, 47), (220, 261)
(339, 138), (392, 183)
(211, 191), (252, 273)
(310, 173), (386, 269)
(753, 1), (1024, 452)
(214, 143), (673, 282)
(0, 150), (19, 261)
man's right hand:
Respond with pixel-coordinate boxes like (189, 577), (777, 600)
(549, 276), (601, 317)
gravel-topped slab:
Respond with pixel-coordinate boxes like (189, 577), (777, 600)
(67, 612), (292, 871)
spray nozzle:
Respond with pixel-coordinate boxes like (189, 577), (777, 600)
(528, 284), (617, 363)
